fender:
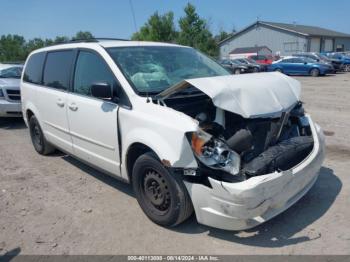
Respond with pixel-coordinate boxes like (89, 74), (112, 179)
(118, 102), (199, 180)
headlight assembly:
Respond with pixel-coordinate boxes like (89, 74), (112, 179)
(189, 131), (241, 176)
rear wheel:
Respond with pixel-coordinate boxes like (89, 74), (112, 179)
(234, 68), (241, 74)
(29, 115), (55, 155)
(253, 67), (259, 73)
(310, 68), (320, 77)
(274, 68), (283, 73)
(132, 152), (193, 227)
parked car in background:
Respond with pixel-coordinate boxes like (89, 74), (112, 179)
(0, 64), (23, 117)
(232, 58), (260, 72)
(219, 59), (248, 74)
(268, 56), (334, 76)
(293, 52), (342, 73)
(248, 55), (273, 65)
(235, 58), (267, 72)
(325, 53), (350, 72)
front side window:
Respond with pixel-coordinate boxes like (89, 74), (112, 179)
(43, 50), (74, 90)
(282, 58), (294, 63)
(73, 51), (116, 97)
(23, 52), (46, 84)
(107, 46), (229, 94)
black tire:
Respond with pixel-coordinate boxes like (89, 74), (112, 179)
(29, 115), (55, 155)
(274, 68), (283, 73)
(310, 68), (320, 77)
(234, 68), (241, 74)
(253, 67), (259, 73)
(132, 152), (193, 227)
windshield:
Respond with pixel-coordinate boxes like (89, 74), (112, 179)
(0, 66), (23, 79)
(246, 58), (257, 64)
(317, 54), (330, 61)
(303, 57), (319, 63)
(107, 46), (229, 94)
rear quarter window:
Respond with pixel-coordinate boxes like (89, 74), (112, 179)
(23, 52), (46, 84)
(43, 50), (74, 90)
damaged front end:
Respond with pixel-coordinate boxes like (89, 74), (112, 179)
(186, 101), (314, 182)
(157, 73), (325, 230)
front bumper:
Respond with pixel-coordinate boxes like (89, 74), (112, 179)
(0, 99), (22, 117)
(185, 116), (325, 230)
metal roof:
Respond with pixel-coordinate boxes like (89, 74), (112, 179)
(219, 21), (350, 46)
(229, 46), (271, 54)
(261, 21), (350, 38)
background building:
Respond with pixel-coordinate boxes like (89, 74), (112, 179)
(219, 21), (350, 58)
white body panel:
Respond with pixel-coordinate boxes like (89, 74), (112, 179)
(67, 94), (120, 175)
(35, 88), (73, 153)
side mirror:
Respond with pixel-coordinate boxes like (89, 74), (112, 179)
(316, 59), (320, 62)
(91, 82), (113, 100)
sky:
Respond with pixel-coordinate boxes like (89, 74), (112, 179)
(1, 0), (350, 40)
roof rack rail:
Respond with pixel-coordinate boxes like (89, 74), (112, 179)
(47, 37), (130, 47)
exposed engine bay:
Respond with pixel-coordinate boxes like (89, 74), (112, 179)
(164, 90), (314, 182)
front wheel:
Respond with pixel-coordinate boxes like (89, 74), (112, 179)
(310, 68), (320, 77)
(132, 152), (193, 227)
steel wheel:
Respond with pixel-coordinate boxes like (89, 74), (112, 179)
(132, 152), (193, 227)
(142, 169), (171, 216)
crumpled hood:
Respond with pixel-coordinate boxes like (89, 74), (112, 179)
(0, 78), (20, 88)
(158, 72), (301, 118)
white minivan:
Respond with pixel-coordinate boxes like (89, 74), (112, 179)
(21, 39), (325, 230)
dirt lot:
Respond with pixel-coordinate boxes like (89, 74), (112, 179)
(0, 73), (349, 255)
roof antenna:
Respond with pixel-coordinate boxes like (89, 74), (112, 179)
(129, 0), (138, 33)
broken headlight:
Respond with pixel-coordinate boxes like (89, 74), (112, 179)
(189, 130), (241, 176)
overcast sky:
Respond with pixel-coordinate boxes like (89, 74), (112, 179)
(1, 0), (350, 39)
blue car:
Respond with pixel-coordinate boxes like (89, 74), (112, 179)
(267, 57), (334, 76)
(325, 53), (350, 72)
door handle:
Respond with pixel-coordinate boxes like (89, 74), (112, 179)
(68, 103), (78, 111)
(56, 99), (65, 107)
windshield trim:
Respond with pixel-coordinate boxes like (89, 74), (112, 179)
(105, 46), (229, 97)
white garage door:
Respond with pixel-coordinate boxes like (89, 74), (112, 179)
(324, 39), (333, 52)
(310, 38), (320, 52)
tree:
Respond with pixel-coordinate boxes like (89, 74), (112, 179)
(24, 38), (45, 55)
(0, 34), (27, 62)
(72, 31), (94, 40)
(131, 11), (177, 42)
(0, 31), (95, 62)
(53, 36), (70, 44)
(177, 3), (218, 57)
(215, 30), (232, 43)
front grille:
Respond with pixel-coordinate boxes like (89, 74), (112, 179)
(6, 89), (21, 101)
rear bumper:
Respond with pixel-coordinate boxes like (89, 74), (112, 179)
(0, 99), (22, 117)
(185, 116), (325, 230)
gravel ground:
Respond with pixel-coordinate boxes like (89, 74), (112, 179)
(0, 73), (349, 255)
